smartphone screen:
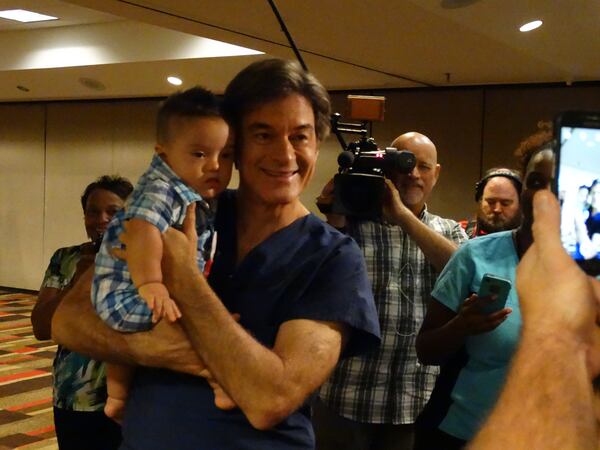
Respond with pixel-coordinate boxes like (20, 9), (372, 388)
(555, 111), (600, 276)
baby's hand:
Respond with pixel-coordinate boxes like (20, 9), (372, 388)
(138, 282), (182, 323)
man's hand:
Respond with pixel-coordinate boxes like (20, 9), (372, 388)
(454, 294), (512, 335)
(517, 190), (600, 380)
(160, 203), (200, 290)
(316, 178), (346, 229)
(382, 178), (412, 225)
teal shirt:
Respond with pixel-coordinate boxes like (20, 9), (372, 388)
(430, 231), (521, 440)
(41, 245), (108, 411)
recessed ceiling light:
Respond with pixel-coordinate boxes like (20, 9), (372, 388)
(519, 20), (543, 32)
(0, 9), (58, 23)
(167, 76), (183, 86)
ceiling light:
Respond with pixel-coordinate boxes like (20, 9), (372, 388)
(0, 9), (57, 23)
(167, 76), (183, 86)
(519, 20), (543, 32)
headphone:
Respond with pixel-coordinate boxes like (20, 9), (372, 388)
(474, 168), (523, 202)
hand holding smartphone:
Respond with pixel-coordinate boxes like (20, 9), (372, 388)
(477, 273), (512, 315)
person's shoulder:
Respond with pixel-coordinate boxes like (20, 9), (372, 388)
(463, 230), (513, 254)
(306, 214), (355, 244)
(51, 244), (83, 259)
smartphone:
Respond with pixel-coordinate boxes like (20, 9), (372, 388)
(477, 273), (511, 314)
(555, 111), (600, 276)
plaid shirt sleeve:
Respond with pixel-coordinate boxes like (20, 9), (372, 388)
(124, 179), (179, 232)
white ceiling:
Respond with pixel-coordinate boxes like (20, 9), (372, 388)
(0, 0), (598, 102)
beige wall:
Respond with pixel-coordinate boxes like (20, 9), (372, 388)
(1, 84), (600, 289)
(0, 104), (45, 290)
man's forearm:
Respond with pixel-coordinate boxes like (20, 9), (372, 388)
(51, 269), (137, 366)
(396, 212), (457, 271)
(470, 332), (597, 449)
(170, 264), (344, 429)
(52, 267), (205, 375)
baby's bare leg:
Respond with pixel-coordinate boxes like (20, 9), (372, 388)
(105, 363), (135, 423)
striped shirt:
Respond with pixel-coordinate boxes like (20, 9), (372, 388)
(92, 153), (214, 332)
(319, 207), (467, 424)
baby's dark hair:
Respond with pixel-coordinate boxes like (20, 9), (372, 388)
(156, 86), (221, 145)
(80, 175), (133, 211)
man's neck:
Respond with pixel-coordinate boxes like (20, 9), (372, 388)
(408, 203), (425, 217)
(235, 189), (309, 262)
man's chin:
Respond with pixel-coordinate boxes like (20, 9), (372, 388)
(480, 217), (520, 233)
(400, 192), (423, 208)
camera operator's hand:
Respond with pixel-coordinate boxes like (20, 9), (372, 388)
(382, 178), (413, 225)
(316, 178), (346, 229)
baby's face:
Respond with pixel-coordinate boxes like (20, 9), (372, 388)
(160, 116), (233, 199)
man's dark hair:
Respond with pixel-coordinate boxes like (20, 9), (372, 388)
(81, 175), (133, 211)
(156, 86), (221, 145)
(222, 58), (331, 142)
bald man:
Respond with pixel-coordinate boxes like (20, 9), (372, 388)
(315, 132), (467, 450)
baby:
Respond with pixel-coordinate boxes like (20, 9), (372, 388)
(92, 86), (234, 421)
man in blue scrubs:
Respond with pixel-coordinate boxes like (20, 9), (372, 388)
(52, 58), (381, 450)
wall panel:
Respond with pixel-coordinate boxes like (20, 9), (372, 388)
(44, 102), (157, 277)
(483, 85), (600, 171)
(1, 83), (599, 289)
(0, 104), (45, 289)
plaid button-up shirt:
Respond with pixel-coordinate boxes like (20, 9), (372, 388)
(319, 207), (467, 424)
(92, 154), (212, 332)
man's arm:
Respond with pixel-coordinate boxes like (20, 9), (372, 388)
(32, 244), (96, 340)
(383, 179), (460, 271)
(51, 266), (205, 375)
(469, 190), (600, 450)
(159, 209), (349, 430)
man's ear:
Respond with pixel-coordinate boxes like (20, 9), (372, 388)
(433, 164), (441, 186)
(155, 144), (167, 159)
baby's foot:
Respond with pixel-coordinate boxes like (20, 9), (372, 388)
(104, 396), (126, 424)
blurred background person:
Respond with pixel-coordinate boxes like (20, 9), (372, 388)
(31, 175), (133, 450)
(413, 124), (553, 449)
(460, 168), (522, 238)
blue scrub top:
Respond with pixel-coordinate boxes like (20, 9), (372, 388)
(120, 190), (380, 450)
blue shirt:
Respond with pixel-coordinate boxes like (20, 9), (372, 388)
(92, 153), (212, 332)
(120, 190), (381, 450)
(424, 231), (521, 440)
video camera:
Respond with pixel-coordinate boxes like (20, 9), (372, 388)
(318, 96), (416, 220)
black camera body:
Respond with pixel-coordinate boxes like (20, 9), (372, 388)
(324, 112), (416, 220)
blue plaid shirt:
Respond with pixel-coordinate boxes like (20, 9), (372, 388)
(92, 154), (214, 332)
